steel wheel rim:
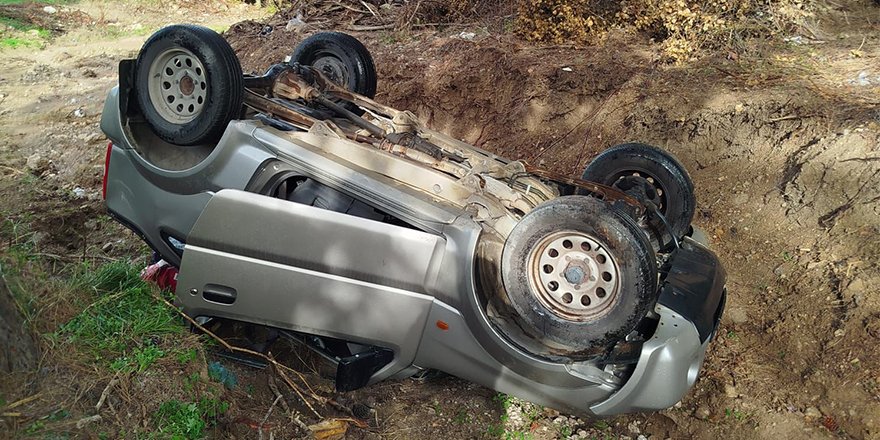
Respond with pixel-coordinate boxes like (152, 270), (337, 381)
(611, 170), (666, 212)
(147, 47), (208, 123)
(528, 230), (621, 321)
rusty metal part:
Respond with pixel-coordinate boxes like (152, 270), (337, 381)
(378, 141), (468, 177)
(272, 69), (321, 101)
(522, 164), (643, 211)
(243, 89), (318, 129)
(316, 95), (386, 138)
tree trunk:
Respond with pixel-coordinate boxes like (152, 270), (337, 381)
(0, 276), (39, 373)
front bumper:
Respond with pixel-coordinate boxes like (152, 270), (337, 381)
(592, 237), (726, 415)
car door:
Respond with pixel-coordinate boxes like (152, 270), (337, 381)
(174, 189), (447, 379)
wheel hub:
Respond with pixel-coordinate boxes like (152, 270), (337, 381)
(147, 47), (208, 123)
(528, 230), (621, 322)
(179, 75), (195, 96)
(563, 265), (586, 285)
(312, 55), (348, 86)
(613, 172), (665, 211)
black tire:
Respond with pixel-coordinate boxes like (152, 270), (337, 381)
(579, 143), (696, 239)
(501, 196), (658, 358)
(291, 32), (377, 100)
(135, 25), (243, 146)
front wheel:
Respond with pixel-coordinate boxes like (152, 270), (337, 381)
(501, 196), (658, 358)
(291, 32), (377, 109)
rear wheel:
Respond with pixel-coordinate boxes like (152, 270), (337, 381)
(579, 143), (696, 240)
(135, 25), (243, 146)
(291, 32), (377, 112)
(501, 196), (658, 358)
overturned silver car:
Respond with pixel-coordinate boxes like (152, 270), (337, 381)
(100, 24), (725, 416)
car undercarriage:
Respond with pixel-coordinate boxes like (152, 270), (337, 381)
(100, 24), (726, 416)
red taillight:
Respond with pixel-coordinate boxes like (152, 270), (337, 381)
(102, 141), (113, 200)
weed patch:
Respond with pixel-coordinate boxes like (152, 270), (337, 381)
(153, 398), (229, 440)
(517, 0), (814, 62)
(57, 261), (183, 363)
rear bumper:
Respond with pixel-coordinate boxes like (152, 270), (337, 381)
(592, 237), (726, 415)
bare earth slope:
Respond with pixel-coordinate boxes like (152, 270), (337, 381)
(0, 0), (877, 438)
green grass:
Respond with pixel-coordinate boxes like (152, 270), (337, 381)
(0, 0), (72, 48)
(57, 261), (183, 364)
(0, 36), (39, 48)
(153, 398), (229, 440)
(0, 0), (77, 5)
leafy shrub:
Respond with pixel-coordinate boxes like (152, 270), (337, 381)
(518, 0), (814, 62)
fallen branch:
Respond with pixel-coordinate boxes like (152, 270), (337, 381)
(4, 393), (42, 410)
(347, 23), (394, 31)
(258, 395), (282, 440)
(76, 414), (102, 429)
(0, 165), (24, 175)
(766, 114), (816, 123)
(95, 373), (120, 412)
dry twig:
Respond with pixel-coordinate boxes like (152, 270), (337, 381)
(153, 292), (327, 418)
(95, 373), (120, 412)
(258, 395), (282, 440)
(4, 393), (42, 410)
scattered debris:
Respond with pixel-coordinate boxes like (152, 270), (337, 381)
(208, 361), (239, 389)
(75, 414), (101, 428)
(308, 418), (348, 440)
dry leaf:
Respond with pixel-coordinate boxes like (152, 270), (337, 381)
(309, 418), (349, 440)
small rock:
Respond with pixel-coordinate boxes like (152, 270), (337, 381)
(774, 264), (786, 278)
(285, 17), (305, 31)
(458, 31), (476, 40)
(73, 108), (86, 118)
(25, 153), (54, 176)
(85, 132), (102, 143)
(804, 406), (822, 422)
(562, 66), (573, 72)
(43, 5), (57, 14)
(833, 328), (845, 337)
(72, 187), (86, 198)
(627, 421), (641, 434)
(724, 384), (738, 398)
(75, 414), (100, 428)
(728, 308), (749, 324)
(696, 405), (711, 419)
(101, 242), (114, 253)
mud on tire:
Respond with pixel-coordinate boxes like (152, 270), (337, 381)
(579, 143), (696, 240)
(501, 196), (658, 358)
